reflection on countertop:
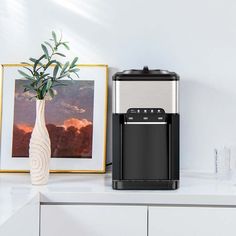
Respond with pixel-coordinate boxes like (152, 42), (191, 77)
(1, 171), (236, 227)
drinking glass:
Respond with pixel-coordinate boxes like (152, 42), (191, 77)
(214, 147), (231, 180)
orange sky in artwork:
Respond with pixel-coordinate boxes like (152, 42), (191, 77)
(17, 124), (33, 133)
(62, 118), (92, 132)
(16, 118), (92, 134)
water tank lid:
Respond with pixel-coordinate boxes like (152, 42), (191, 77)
(113, 66), (179, 81)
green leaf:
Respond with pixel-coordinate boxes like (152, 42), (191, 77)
(58, 72), (70, 79)
(60, 61), (69, 75)
(23, 66), (34, 75)
(41, 44), (49, 59)
(69, 68), (80, 73)
(49, 88), (55, 98)
(29, 58), (38, 63)
(37, 79), (48, 89)
(34, 71), (40, 80)
(56, 61), (63, 68)
(35, 55), (46, 71)
(62, 43), (70, 50)
(70, 57), (78, 68)
(52, 31), (57, 44)
(59, 31), (63, 42)
(41, 73), (50, 79)
(44, 60), (57, 71)
(72, 72), (80, 79)
(21, 62), (32, 66)
(44, 41), (53, 51)
(18, 70), (34, 80)
(54, 52), (66, 57)
(41, 84), (48, 98)
(68, 75), (74, 80)
(46, 79), (53, 91)
(37, 55), (45, 64)
(53, 64), (59, 79)
(30, 55), (45, 71)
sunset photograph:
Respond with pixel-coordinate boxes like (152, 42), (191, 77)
(12, 79), (94, 158)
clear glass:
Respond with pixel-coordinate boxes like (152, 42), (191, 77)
(229, 146), (236, 183)
(214, 147), (231, 180)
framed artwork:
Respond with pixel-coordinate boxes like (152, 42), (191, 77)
(0, 64), (108, 173)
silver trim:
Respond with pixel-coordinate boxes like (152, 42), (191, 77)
(113, 80), (179, 114)
(125, 122), (167, 125)
(112, 80), (116, 114)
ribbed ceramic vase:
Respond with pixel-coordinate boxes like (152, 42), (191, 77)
(29, 99), (51, 185)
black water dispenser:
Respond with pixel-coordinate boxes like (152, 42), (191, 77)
(112, 67), (179, 190)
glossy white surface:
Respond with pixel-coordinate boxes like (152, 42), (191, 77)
(39, 172), (236, 205)
(0, 175), (39, 227)
(2, 172), (236, 229)
(149, 206), (236, 236)
(41, 205), (147, 236)
(0, 194), (39, 236)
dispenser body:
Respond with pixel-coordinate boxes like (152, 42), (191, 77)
(112, 68), (179, 190)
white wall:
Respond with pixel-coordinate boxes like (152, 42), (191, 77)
(1, 0), (236, 172)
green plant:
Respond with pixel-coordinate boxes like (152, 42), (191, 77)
(18, 31), (79, 100)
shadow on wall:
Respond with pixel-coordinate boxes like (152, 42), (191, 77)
(106, 67), (119, 165)
(180, 79), (236, 172)
(0, 0), (110, 62)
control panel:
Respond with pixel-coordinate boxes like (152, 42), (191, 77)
(125, 108), (166, 123)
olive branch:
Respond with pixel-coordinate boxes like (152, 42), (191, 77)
(18, 31), (79, 100)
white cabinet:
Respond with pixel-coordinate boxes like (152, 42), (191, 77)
(41, 204), (236, 236)
(0, 196), (39, 236)
(149, 206), (236, 236)
(41, 205), (147, 236)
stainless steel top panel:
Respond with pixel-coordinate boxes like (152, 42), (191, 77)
(113, 80), (179, 114)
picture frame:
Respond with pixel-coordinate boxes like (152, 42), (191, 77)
(0, 64), (108, 173)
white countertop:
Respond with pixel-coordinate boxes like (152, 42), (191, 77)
(0, 176), (39, 227)
(1, 172), (236, 227)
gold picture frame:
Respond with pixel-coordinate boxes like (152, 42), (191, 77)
(0, 64), (108, 173)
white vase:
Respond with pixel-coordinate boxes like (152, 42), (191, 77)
(29, 99), (51, 185)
